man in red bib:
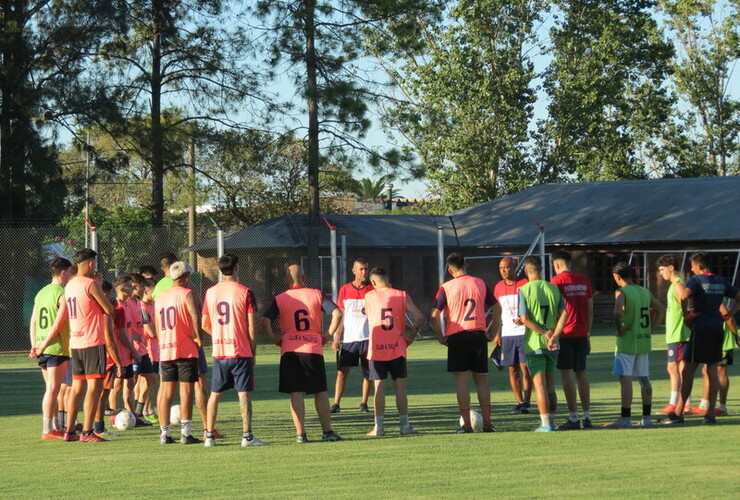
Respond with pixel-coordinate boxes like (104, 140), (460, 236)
(364, 267), (424, 436)
(261, 264), (343, 443)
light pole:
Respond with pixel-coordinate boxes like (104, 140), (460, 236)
(385, 183), (394, 211)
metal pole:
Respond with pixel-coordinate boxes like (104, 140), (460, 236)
(216, 227), (224, 283)
(437, 226), (445, 286)
(643, 251), (648, 287)
(341, 234), (347, 285)
(85, 132), (91, 248)
(90, 226), (98, 255)
(330, 228), (338, 302)
(539, 227), (545, 279)
(188, 139), (196, 269)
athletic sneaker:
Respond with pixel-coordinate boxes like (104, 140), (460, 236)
(557, 420), (581, 430)
(213, 429), (226, 439)
(367, 427), (385, 437)
(658, 404), (676, 414)
(683, 405), (698, 415)
(322, 430), (343, 442)
(583, 418), (593, 429)
(482, 424), (498, 433)
(160, 434), (174, 444)
(242, 436), (269, 446)
(702, 415), (717, 425)
(533, 425), (554, 433)
(94, 429), (119, 438)
(135, 416), (153, 427)
(144, 413), (159, 424)
(401, 426), (420, 435)
(658, 413), (684, 425)
(104, 408), (118, 417)
(296, 433), (309, 444)
(692, 406), (710, 416)
(635, 417), (652, 427)
(41, 430), (65, 440)
(715, 408), (727, 417)
(456, 426), (474, 434)
(80, 433), (107, 443)
(330, 404), (340, 414)
(204, 437), (216, 447)
(520, 402), (531, 414)
(603, 418), (632, 429)
(63, 431), (79, 442)
(181, 434), (201, 445)
(513, 402), (525, 413)
(359, 403), (370, 413)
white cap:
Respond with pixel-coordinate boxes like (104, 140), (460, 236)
(169, 261), (192, 280)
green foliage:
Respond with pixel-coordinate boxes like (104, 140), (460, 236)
(385, 0), (541, 212)
(351, 174), (398, 199)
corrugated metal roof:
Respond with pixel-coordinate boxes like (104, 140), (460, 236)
(191, 176), (740, 252)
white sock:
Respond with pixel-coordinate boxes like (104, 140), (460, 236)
(569, 412), (578, 423)
(699, 399), (710, 410)
(375, 416), (385, 429)
(540, 414), (549, 427)
(669, 391), (679, 405)
(181, 420), (192, 436)
(52, 416), (60, 431)
(160, 425), (171, 437)
(583, 411), (591, 420)
(399, 415), (409, 428)
(719, 403), (727, 411)
(43, 418), (53, 434)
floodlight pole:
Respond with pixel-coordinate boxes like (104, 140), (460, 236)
(437, 226), (445, 286)
(209, 217), (224, 282)
(341, 234), (347, 285)
(324, 217), (338, 302)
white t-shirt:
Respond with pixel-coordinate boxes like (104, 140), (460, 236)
(493, 279), (527, 337)
(337, 282), (373, 343)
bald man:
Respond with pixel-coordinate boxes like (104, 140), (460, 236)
(261, 264), (344, 443)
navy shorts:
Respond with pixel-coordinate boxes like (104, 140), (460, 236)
(62, 362), (72, 386)
(338, 340), (369, 369)
(686, 326), (724, 365)
(198, 347), (208, 375)
(161, 358), (199, 384)
(369, 357), (407, 381)
(37, 354), (70, 370)
(446, 330), (489, 374)
(666, 342), (688, 363)
(212, 357), (254, 393)
(557, 337), (589, 372)
(279, 352), (327, 394)
(500, 336), (526, 367)
(133, 354), (155, 375)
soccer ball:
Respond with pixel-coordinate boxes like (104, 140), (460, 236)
(459, 410), (483, 431)
(114, 411), (136, 431)
(170, 404), (180, 424)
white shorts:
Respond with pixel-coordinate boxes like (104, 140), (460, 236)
(613, 353), (649, 377)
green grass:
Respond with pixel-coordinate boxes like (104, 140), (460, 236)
(2, 325), (740, 499)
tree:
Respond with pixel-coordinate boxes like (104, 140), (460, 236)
(384, 0), (541, 212)
(0, 0), (126, 221)
(351, 174), (398, 199)
(95, 0), (264, 227)
(537, 0), (674, 182)
(658, 0), (740, 176)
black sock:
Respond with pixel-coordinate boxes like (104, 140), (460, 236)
(243, 431), (253, 440)
(642, 404), (651, 417)
(621, 407), (631, 418)
(58, 411), (67, 429)
(135, 401), (144, 415)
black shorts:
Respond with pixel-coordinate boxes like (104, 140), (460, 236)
(279, 352), (327, 394)
(71, 345), (107, 380)
(198, 347), (208, 375)
(446, 330), (489, 374)
(117, 364), (134, 379)
(153, 361), (160, 374)
(721, 350), (734, 366)
(557, 337), (589, 372)
(369, 357), (407, 381)
(133, 354), (155, 375)
(686, 326), (724, 365)
(37, 354), (70, 370)
(161, 358), (199, 383)
(212, 357), (254, 393)
(338, 340), (369, 369)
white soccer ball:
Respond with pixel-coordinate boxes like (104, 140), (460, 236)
(459, 410), (483, 431)
(114, 411), (136, 431)
(170, 404), (180, 424)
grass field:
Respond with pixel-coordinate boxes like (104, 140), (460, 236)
(2, 325), (740, 499)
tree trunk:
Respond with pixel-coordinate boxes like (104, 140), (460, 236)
(150, 0), (164, 227)
(305, 0), (320, 286)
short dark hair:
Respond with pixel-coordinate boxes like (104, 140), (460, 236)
(612, 262), (632, 279)
(130, 272), (145, 284)
(689, 251), (710, 270)
(446, 252), (465, 270)
(524, 255), (541, 272)
(159, 252), (178, 268)
(74, 248), (97, 264)
(112, 275), (132, 290)
(143, 278), (156, 289)
(369, 267), (387, 279)
(657, 254), (679, 268)
(139, 265), (158, 277)
(219, 254), (239, 276)
(50, 257), (72, 277)
(102, 281), (113, 294)
(552, 250), (571, 264)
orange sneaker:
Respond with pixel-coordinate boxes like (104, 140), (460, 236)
(691, 406), (709, 416)
(714, 408), (727, 416)
(658, 404), (676, 414)
(41, 430), (64, 440)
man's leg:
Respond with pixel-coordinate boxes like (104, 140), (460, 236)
(560, 369), (577, 414)
(531, 371), (550, 430)
(82, 378), (104, 433)
(195, 374), (208, 430)
(290, 392), (306, 436)
(178, 381), (196, 441)
(454, 371), (472, 429)
(718, 365), (729, 406)
(332, 367), (350, 407)
(521, 363), (533, 405)
(360, 365), (371, 408)
(545, 370), (557, 426)
(705, 363), (720, 414)
(206, 391), (221, 434)
(508, 365), (524, 404)
(238, 391), (252, 433)
(65, 379), (84, 434)
(472, 372), (491, 426)
(43, 364), (66, 435)
(158, 381), (175, 428)
(676, 361), (698, 415)
(315, 391), (333, 433)
(369, 379), (386, 435)
(576, 370), (590, 412)
(124, 377), (136, 413)
(666, 360), (680, 410)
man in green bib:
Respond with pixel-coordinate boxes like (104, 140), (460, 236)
(29, 257), (74, 439)
(518, 256), (567, 432)
(605, 262), (664, 428)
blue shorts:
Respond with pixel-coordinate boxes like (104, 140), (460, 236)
(37, 354), (70, 370)
(198, 347), (208, 375)
(369, 357), (407, 381)
(557, 337), (589, 372)
(212, 357), (254, 393)
(63, 362), (72, 386)
(500, 336), (526, 367)
(666, 342), (688, 363)
(133, 354), (155, 375)
(338, 340), (369, 369)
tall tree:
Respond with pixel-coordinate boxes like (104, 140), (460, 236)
(537, 0), (674, 182)
(0, 0), (125, 221)
(658, 0), (740, 176)
(96, 0), (264, 226)
(384, 0), (541, 212)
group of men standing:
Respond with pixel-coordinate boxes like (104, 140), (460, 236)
(29, 245), (739, 444)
